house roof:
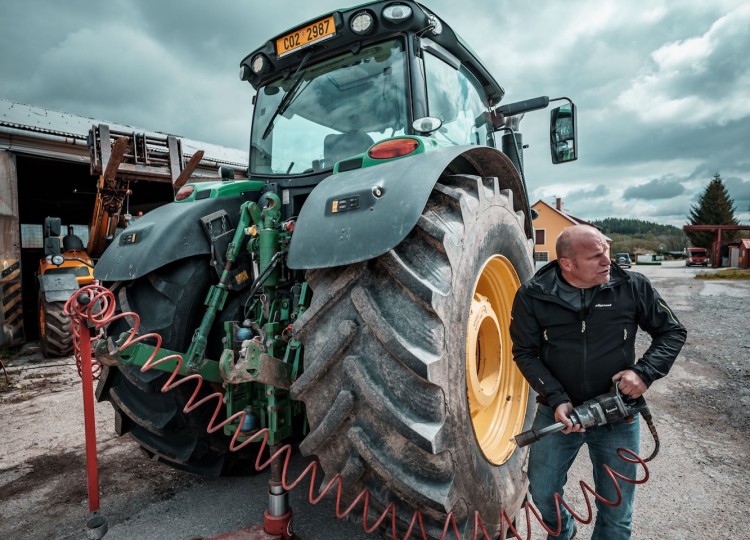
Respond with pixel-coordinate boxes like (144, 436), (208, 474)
(531, 199), (612, 242)
(532, 199), (602, 229)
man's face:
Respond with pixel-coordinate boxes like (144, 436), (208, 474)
(560, 233), (611, 288)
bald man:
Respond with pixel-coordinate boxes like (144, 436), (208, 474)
(510, 225), (686, 540)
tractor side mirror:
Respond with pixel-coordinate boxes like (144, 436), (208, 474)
(550, 103), (577, 164)
(44, 217), (62, 238)
(43, 217), (62, 257)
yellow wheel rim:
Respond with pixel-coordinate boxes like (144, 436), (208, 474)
(466, 255), (529, 465)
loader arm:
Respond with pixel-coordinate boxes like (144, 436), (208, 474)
(87, 136), (130, 257)
(86, 124), (208, 258)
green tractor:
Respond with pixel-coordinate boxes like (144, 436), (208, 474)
(94, 1), (578, 536)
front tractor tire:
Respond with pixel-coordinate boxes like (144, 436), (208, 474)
(291, 174), (536, 537)
(38, 291), (74, 357)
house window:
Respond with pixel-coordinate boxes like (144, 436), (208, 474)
(534, 252), (549, 262)
(535, 229), (546, 245)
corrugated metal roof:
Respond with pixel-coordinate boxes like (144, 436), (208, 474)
(0, 98), (248, 169)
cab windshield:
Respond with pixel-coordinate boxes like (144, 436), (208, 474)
(250, 39), (408, 175)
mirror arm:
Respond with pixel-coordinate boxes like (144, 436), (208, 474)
(549, 95), (574, 106)
(490, 95), (562, 131)
(493, 96), (549, 118)
(491, 96), (572, 125)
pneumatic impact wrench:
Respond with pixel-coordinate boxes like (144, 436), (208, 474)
(514, 383), (660, 461)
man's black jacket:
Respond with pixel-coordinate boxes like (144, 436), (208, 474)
(510, 261), (687, 408)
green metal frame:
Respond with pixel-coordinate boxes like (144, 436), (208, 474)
(99, 188), (311, 446)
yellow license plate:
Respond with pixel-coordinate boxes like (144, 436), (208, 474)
(276, 15), (336, 57)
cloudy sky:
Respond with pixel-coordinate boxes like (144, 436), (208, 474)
(2, 0), (749, 227)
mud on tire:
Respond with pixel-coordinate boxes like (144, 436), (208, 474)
(291, 174), (536, 537)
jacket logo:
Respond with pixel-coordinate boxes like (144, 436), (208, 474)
(594, 303), (615, 310)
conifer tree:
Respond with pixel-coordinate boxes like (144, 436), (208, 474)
(686, 173), (739, 248)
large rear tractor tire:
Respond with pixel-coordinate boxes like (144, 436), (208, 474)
(291, 174), (536, 537)
(38, 291), (74, 357)
(96, 257), (258, 476)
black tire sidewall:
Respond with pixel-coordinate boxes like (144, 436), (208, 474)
(100, 257), (258, 473)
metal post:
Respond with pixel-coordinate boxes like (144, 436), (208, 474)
(78, 320), (109, 539)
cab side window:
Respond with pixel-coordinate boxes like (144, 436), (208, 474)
(424, 53), (492, 147)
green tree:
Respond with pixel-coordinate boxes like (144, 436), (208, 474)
(686, 173), (740, 248)
(592, 218), (687, 256)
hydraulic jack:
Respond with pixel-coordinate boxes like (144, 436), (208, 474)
(206, 445), (297, 540)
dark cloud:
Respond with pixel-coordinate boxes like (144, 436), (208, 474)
(724, 176), (750, 198)
(624, 178), (686, 200)
(651, 5), (750, 105)
(617, 4), (750, 129)
(725, 176), (750, 216)
(566, 184), (610, 201)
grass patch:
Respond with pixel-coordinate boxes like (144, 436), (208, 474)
(695, 268), (750, 280)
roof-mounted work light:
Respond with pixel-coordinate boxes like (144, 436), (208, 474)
(383, 4), (412, 23)
(351, 11), (375, 34)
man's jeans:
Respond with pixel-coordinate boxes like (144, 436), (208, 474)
(527, 404), (640, 540)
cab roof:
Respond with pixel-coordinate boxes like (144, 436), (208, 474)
(239, 1), (505, 106)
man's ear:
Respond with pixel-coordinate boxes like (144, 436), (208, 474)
(559, 257), (571, 272)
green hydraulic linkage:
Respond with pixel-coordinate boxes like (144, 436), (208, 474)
(95, 191), (302, 445)
(95, 335), (224, 382)
(184, 194), (280, 373)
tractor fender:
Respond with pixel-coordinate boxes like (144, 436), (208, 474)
(94, 196), (245, 282)
(38, 273), (80, 303)
(287, 145), (529, 269)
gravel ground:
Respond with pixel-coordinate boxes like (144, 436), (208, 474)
(0, 261), (747, 539)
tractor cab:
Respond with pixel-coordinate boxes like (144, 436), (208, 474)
(240, 1), (576, 194)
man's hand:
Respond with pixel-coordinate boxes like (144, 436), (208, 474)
(613, 369), (647, 398)
(554, 402), (585, 434)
